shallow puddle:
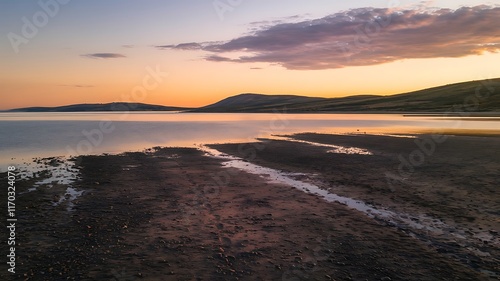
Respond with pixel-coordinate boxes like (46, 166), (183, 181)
(53, 187), (85, 211)
(17, 156), (83, 211)
(270, 136), (374, 155)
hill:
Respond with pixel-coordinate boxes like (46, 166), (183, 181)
(193, 93), (326, 112)
(6, 78), (500, 113)
(302, 79), (500, 112)
(8, 102), (192, 112)
(192, 78), (500, 113)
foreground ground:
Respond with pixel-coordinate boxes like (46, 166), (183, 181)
(211, 133), (500, 279)
(0, 133), (498, 280)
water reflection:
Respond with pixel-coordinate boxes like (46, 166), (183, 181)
(1, 112), (499, 169)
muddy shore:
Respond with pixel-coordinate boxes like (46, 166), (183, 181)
(0, 133), (498, 280)
(211, 133), (500, 279)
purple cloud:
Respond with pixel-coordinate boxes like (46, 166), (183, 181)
(161, 6), (500, 70)
(82, 53), (126, 59)
(156, 42), (203, 50)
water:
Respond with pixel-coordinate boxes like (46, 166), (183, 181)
(1, 111), (499, 169)
(270, 136), (374, 155)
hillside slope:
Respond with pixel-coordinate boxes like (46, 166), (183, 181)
(194, 93), (327, 112)
(193, 78), (500, 113)
(308, 79), (500, 112)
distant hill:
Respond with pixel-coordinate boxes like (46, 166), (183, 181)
(8, 102), (192, 112)
(191, 78), (500, 113)
(193, 93), (326, 112)
(6, 78), (500, 113)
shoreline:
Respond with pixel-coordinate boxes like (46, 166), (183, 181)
(1, 133), (498, 280)
(4, 110), (500, 116)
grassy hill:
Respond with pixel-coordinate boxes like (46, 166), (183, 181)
(193, 94), (326, 112)
(192, 78), (500, 113)
(305, 79), (500, 112)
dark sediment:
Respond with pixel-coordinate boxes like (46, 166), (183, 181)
(0, 134), (497, 280)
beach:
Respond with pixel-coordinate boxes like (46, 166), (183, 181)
(1, 133), (498, 280)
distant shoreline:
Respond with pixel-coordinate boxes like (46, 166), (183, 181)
(4, 77), (500, 113)
(4, 109), (500, 116)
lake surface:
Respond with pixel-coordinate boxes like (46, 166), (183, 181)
(1, 112), (499, 169)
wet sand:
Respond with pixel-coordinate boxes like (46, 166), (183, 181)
(0, 133), (498, 280)
(211, 133), (500, 279)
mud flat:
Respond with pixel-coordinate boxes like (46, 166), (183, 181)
(211, 133), (500, 279)
(0, 134), (497, 280)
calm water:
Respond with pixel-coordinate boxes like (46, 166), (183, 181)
(1, 112), (499, 169)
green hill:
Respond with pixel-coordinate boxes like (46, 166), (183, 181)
(193, 93), (326, 112)
(193, 78), (500, 113)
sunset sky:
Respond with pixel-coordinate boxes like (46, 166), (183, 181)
(1, 0), (499, 110)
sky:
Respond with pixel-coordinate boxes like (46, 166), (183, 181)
(1, 0), (499, 109)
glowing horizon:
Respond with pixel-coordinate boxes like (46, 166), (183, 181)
(1, 0), (499, 110)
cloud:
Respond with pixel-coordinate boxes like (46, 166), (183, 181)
(82, 53), (126, 59)
(156, 42), (204, 50)
(162, 5), (500, 70)
(206, 55), (234, 62)
(247, 14), (311, 31)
